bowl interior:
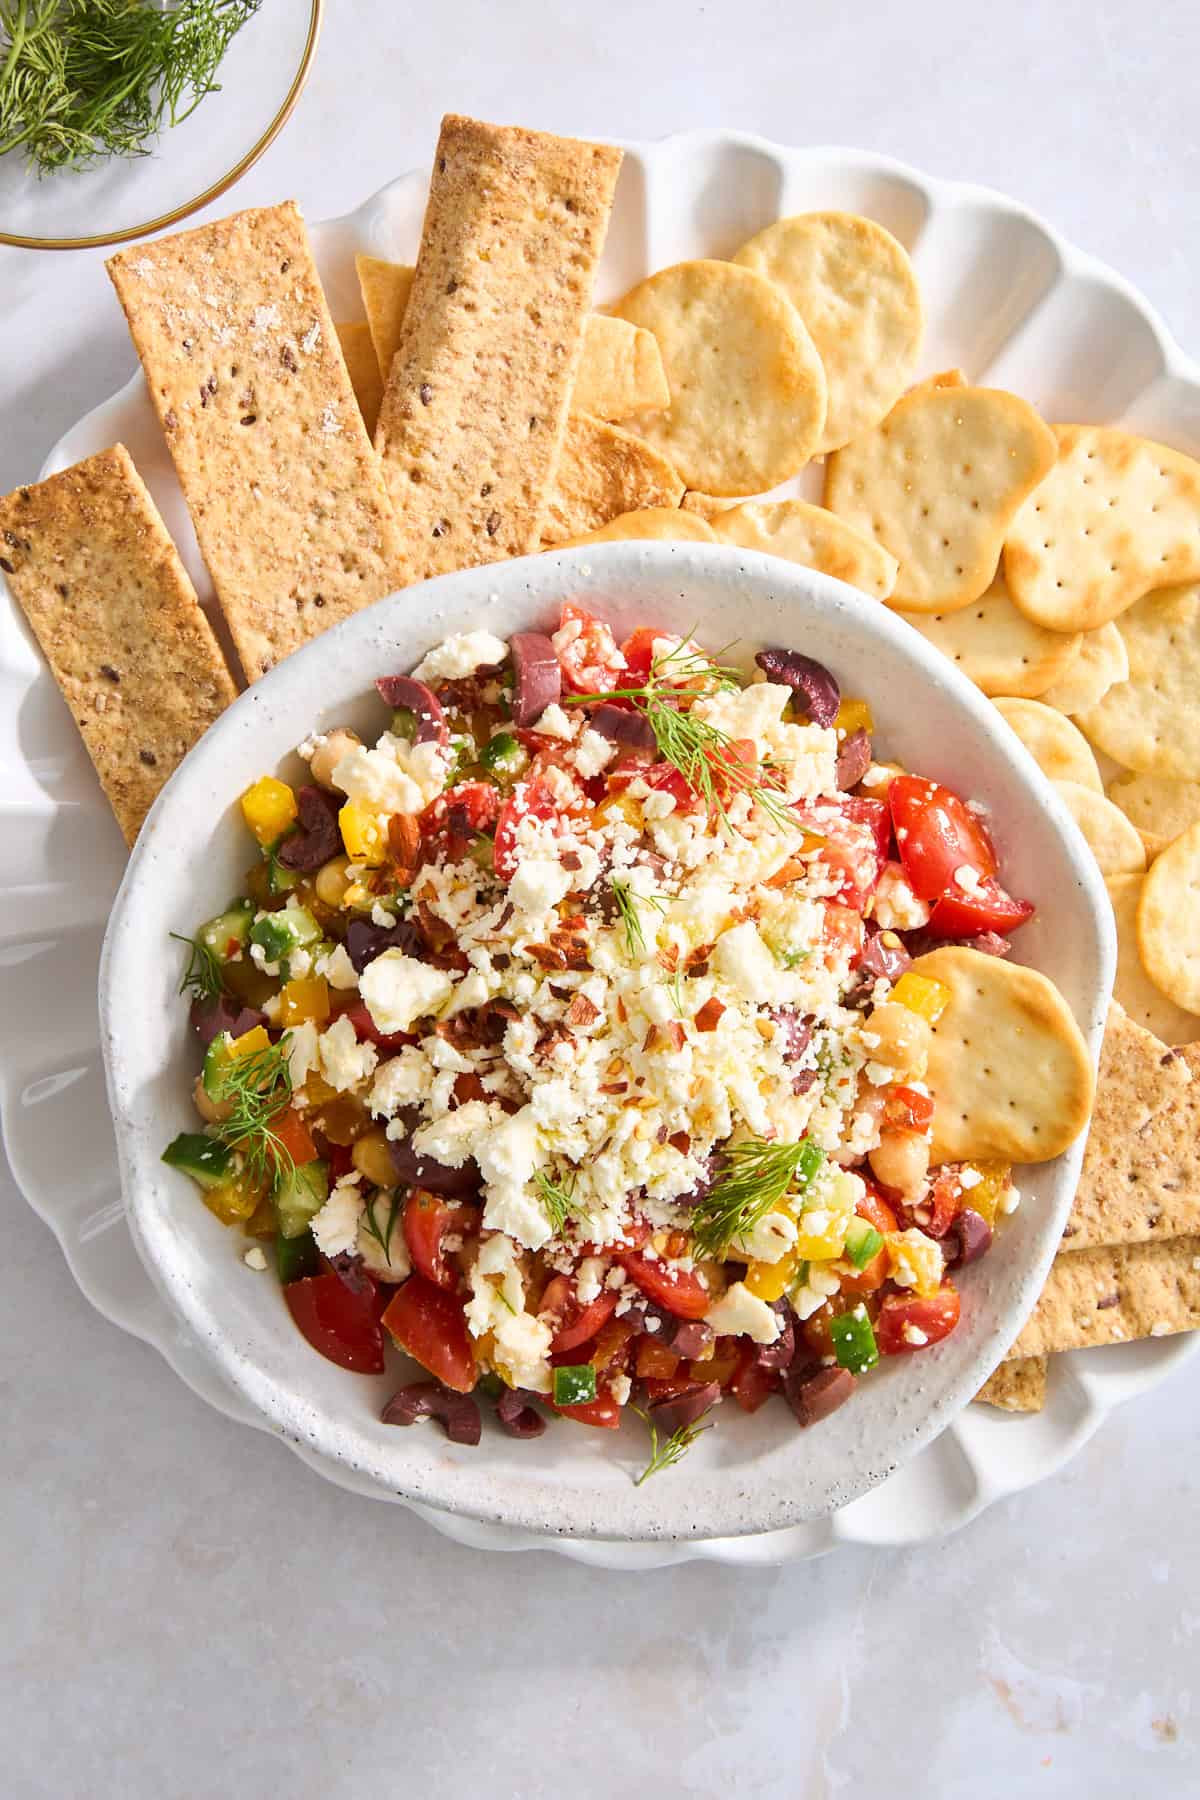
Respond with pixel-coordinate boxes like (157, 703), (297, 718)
(100, 542), (1113, 1540)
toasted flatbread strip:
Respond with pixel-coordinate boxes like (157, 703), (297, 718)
(0, 446), (236, 844)
(108, 201), (404, 683)
(1009, 1235), (1200, 1357)
(974, 1357), (1047, 1412)
(540, 415), (684, 546)
(335, 321), (385, 437)
(375, 115), (621, 580)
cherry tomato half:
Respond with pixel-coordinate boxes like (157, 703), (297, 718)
(888, 775), (996, 901)
(618, 1249), (711, 1320)
(539, 1273), (620, 1355)
(382, 1274), (478, 1392)
(268, 1108), (319, 1171)
(344, 999), (417, 1055)
(927, 879), (1035, 938)
(493, 776), (560, 880)
(795, 795), (890, 908)
(284, 1270), (385, 1373)
(876, 1283), (962, 1356)
(403, 1190), (470, 1290)
(553, 1387), (622, 1429)
(555, 602), (627, 694)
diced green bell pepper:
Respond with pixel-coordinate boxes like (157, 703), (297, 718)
(830, 1307), (879, 1375)
(552, 1364), (597, 1406)
(843, 1216), (883, 1271)
(197, 900), (254, 964)
(162, 1132), (235, 1191)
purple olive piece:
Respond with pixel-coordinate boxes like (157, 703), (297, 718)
(905, 926), (1011, 960)
(190, 994), (242, 1047)
(943, 1207), (993, 1268)
(589, 702), (657, 754)
(650, 1381), (721, 1434)
(670, 1320), (714, 1360)
(510, 632), (562, 726)
(835, 727), (873, 790)
(768, 1006), (813, 1061)
(755, 647), (840, 727)
(785, 1365), (857, 1427)
(388, 1112), (481, 1197)
(277, 785), (341, 870)
(495, 1387), (547, 1439)
(858, 927), (913, 982)
(327, 1251), (374, 1296)
(756, 1302), (796, 1373)
(344, 916), (424, 976)
(375, 674), (449, 745)
(382, 1381), (482, 1445)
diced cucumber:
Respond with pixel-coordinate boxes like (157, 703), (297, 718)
(197, 900), (254, 964)
(162, 1132), (235, 1191)
(445, 734), (474, 783)
(249, 902), (321, 964)
(266, 848), (299, 895)
(277, 1229), (321, 1284)
(201, 1032), (234, 1100)
(843, 1216), (883, 1270)
(275, 1159), (330, 1239)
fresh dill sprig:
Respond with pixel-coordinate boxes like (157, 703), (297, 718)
(0, 0), (261, 177)
(609, 878), (666, 958)
(360, 1190), (402, 1263)
(170, 930), (226, 1004)
(209, 1033), (294, 1189)
(690, 1136), (825, 1259)
(632, 1403), (714, 1485)
(535, 1168), (587, 1236)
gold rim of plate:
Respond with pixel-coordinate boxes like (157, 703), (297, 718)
(0, 0), (324, 252)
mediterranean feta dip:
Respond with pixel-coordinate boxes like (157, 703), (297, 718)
(163, 604), (1030, 1469)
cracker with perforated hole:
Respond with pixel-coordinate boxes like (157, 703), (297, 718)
(1038, 620), (1128, 716)
(909, 946), (1095, 1163)
(732, 211), (922, 455)
(824, 385), (1057, 613)
(1004, 426), (1200, 631)
(335, 321), (385, 438)
(1137, 823), (1200, 1014)
(572, 315), (671, 421)
(1053, 781), (1146, 875)
(612, 260), (827, 494)
(992, 697), (1103, 790)
(556, 506), (715, 548)
(1059, 1010), (1197, 1252)
(1108, 770), (1200, 842)
(1009, 1236), (1200, 1358)
(1106, 873), (1200, 1045)
(1076, 583), (1200, 780)
(975, 1357), (1047, 1411)
(899, 570), (1082, 698)
(0, 445), (237, 845)
(355, 255), (415, 382)
(540, 415), (684, 546)
(711, 499), (898, 599)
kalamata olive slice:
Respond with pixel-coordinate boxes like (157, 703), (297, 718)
(510, 632), (562, 726)
(277, 785), (341, 870)
(382, 1380), (481, 1445)
(388, 1115), (480, 1197)
(344, 916), (424, 975)
(496, 1387), (547, 1439)
(858, 927), (913, 982)
(755, 647), (841, 726)
(670, 1320), (714, 1359)
(835, 727), (873, 789)
(650, 1380), (721, 1434)
(943, 1207), (993, 1268)
(190, 994), (247, 1047)
(375, 674), (449, 745)
(589, 702), (657, 754)
(756, 1302), (796, 1372)
(785, 1364), (857, 1427)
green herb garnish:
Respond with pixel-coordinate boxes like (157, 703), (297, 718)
(535, 1167), (587, 1235)
(690, 1136), (825, 1258)
(608, 878), (666, 959)
(360, 1190), (402, 1264)
(170, 929), (226, 1004)
(208, 1032), (294, 1189)
(632, 1403), (714, 1485)
(0, 0), (261, 177)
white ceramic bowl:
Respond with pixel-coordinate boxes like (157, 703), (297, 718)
(98, 540), (1113, 1541)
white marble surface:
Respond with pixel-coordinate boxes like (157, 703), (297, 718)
(1, 2), (1198, 1792)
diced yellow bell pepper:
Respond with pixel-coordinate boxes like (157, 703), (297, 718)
(890, 970), (951, 1024)
(279, 974), (331, 1027)
(244, 1192), (278, 1239)
(229, 1024), (270, 1061)
(745, 1245), (802, 1303)
(240, 775), (298, 846)
(793, 1174), (856, 1262)
(835, 697), (874, 736)
(885, 1228), (944, 1297)
(202, 1173), (264, 1227)
(339, 802), (387, 865)
(959, 1160), (1011, 1227)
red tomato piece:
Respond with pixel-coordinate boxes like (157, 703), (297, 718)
(838, 1184), (900, 1299)
(382, 1275), (478, 1392)
(493, 776), (560, 880)
(795, 795), (890, 908)
(888, 775), (997, 901)
(403, 1191), (469, 1290)
(343, 999), (417, 1055)
(640, 1374), (701, 1405)
(539, 1274), (620, 1355)
(284, 1271), (385, 1373)
(268, 1109), (319, 1171)
(822, 901), (866, 961)
(882, 1085), (936, 1134)
(876, 1283), (962, 1356)
(619, 625), (664, 683)
(554, 1388), (622, 1429)
(911, 1168), (965, 1239)
(555, 601), (627, 694)
(730, 1342), (778, 1413)
(618, 1249), (711, 1320)
(421, 780), (500, 836)
(927, 879), (1035, 938)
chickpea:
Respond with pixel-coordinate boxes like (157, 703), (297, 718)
(314, 853), (352, 909)
(863, 1001), (931, 1079)
(868, 1127), (930, 1198)
(193, 1073), (232, 1125)
(308, 727), (361, 792)
(352, 1126), (398, 1189)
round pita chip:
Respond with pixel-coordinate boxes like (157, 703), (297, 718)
(1077, 583), (1200, 780)
(1108, 770), (1200, 842)
(1038, 621), (1128, 716)
(556, 507), (716, 548)
(711, 499), (898, 599)
(732, 211), (922, 454)
(1137, 822), (1200, 1014)
(1053, 780), (1146, 875)
(613, 260), (827, 495)
(1106, 873), (1200, 1046)
(992, 697), (1103, 791)
(910, 946), (1095, 1163)
(899, 571), (1081, 697)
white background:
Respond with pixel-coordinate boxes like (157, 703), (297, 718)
(2, 2), (1198, 1793)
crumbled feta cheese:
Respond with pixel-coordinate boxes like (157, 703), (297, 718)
(509, 854), (572, 917)
(321, 942), (359, 990)
(531, 702), (575, 739)
(902, 1322), (929, 1346)
(332, 743), (424, 816)
(318, 1014), (378, 1091)
(712, 920), (776, 1001)
(573, 727), (615, 778)
(958, 1166), (982, 1191)
(731, 1209), (799, 1265)
(953, 864), (983, 896)
(286, 1019), (320, 1089)
(243, 1247), (268, 1271)
(704, 1280), (781, 1344)
(869, 864), (931, 931)
(886, 1227), (944, 1296)
(311, 1176), (364, 1256)
(1000, 1184), (1021, 1215)
(360, 950), (453, 1033)
(411, 629), (507, 683)
(356, 1198), (411, 1281)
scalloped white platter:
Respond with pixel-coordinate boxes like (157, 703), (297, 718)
(3, 132), (1198, 1568)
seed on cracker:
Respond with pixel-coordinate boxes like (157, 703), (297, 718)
(1009, 1235), (1200, 1358)
(555, 506), (715, 548)
(1054, 781), (1146, 875)
(1037, 620), (1128, 716)
(899, 569), (1082, 698)
(355, 254), (415, 382)
(709, 499), (898, 600)
(335, 321), (385, 437)
(909, 945), (1095, 1163)
(540, 416), (684, 546)
(992, 697), (1103, 791)
(824, 385), (1057, 613)
(974, 1357), (1047, 1412)
(1106, 872), (1200, 1046)
(1076, 582), (1200, 781)
(1137, 821), (1200, 1015)
(612, 259), (827, 494)
(1108, 769), (1200, 843)
(572, 315), (670, 421)
(1005, 426), (1200, 631)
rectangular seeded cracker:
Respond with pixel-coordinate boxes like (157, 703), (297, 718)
(1008, 1236), (1200, 1357)
(975, 1357), (1048, 1412)
(374, 115), (622, 580)
(0, 445), (236, 845)
(107, 202), (404, 683)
